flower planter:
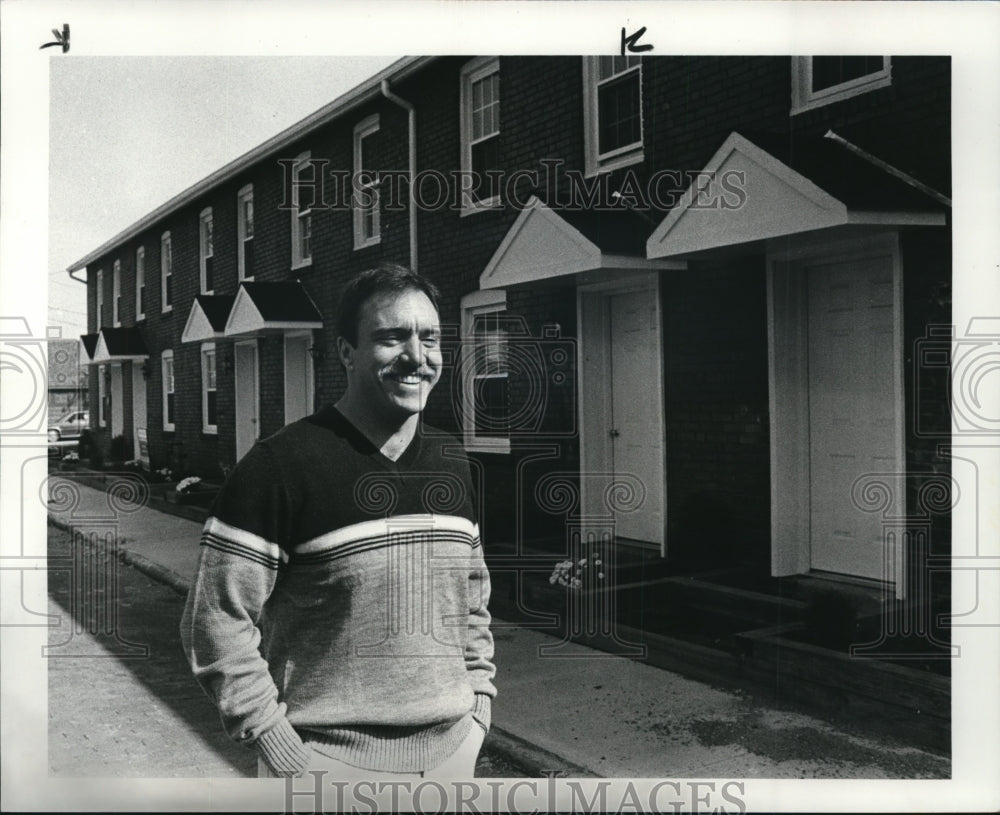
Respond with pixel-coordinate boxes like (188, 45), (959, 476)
(167, 487), (220, 507)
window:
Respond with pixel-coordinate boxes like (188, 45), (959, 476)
(791, 56), (891, 114)
(98, 364), (107, 427)
(460, 290), (510, 453)
(238, 184), (254, 281)
(353, 116), (380, 249)
(136, 246), (146, 320)
(199, 208), (214, 294)
(162, 350), (175, 431)
(95, 268), (104, 326)
(291, 152), (313, 268)
(583, 56), (643, 176)
(161, 232), (173, 312)
(201, 343), (217, 433)
(460, 57), (501, 210)
(112, 260), (122, 326)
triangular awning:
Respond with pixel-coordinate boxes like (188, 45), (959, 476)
(647, 131), (948, 259)
(79, 333), (99, 362)
(224, 281), (323, 338)
(90, 327), (149, 364)
(480, 196), (682, 290)
(182, 294), (235, 343)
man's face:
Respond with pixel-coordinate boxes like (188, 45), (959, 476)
(340, 287), (443, 423)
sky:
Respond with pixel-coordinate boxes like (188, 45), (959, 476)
(47, 56), (396, 336)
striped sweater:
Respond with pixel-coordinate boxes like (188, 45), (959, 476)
(180, 406), (496, 776)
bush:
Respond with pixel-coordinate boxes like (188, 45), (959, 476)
(109, 434), (126, 462)
(78, 428), (94, 460)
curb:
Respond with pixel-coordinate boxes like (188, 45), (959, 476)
(47, 511), (592, 779)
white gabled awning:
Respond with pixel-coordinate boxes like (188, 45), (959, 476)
(224, 281), (323, 339)
(480, 196), (682, 290)
(90, 327), (149, 364)
(647, 132), (947, 259)
(182, 295), (236, 343)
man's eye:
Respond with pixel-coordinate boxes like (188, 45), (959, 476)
(422, 336), (440, 346)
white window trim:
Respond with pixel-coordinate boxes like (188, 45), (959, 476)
(237, 184), (254, 281)
(98, 364), (107, 427)
(201, 342), (218, 434)
(161, 232), (173, 313)
(291, 151), (313, 269)
(135, 246), (146, 321)
(791, 56), (892, 115)
(112, 260), (122, 326)
(460, 289), (510, 454)
(161, 350), (175, 432)
(459, 56), (501, 215)
(95, 268), (104, 326)
(199, 208), (214, 295)
(582, 56), (644, 178)
(353, 116), (381, 250)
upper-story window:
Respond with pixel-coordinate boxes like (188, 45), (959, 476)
(237, 184), (254, 281)
(199, 208), (214, 294)
(161, 231), (173, 313)
(583, 56), (643, 177)
(112, 260), (122, 326)
(791, 56), (891, 114)
(95, 268), (104, 326)
(136, 246), (146, 320)
(353, 116), (381, 249)
(291, 152), (313, 268)
(460, 57), (501, 211)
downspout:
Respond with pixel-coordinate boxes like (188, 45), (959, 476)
(380, 80), (418, 273)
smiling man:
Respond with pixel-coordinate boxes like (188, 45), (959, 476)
(181, 264), (496, 781)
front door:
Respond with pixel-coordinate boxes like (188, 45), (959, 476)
(110, 363), (124, 438)
(807, 255), (900, 580)
(608, 289), (666, 547)
(283, 334), (313, 425)
(131, 361), (147, 463)
(235, 341), (259, 461)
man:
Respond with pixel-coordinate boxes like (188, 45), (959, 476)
(181, 264), (496, 780)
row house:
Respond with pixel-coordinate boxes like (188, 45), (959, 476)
(69, 55), (951, 622)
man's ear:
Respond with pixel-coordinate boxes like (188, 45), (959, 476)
(336, 336), (355, 370)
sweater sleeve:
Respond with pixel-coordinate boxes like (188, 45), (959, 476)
(465, 524), (498, 731)
(179, 442), (311, 776)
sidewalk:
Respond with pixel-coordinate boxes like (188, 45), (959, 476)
(47, 478), (949, 779)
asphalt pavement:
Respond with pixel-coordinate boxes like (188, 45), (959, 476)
(46, 476), (950, 780)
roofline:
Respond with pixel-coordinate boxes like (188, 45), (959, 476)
(66, 56), (436, 276)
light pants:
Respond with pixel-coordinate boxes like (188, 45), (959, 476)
(258, 724), (486, 780)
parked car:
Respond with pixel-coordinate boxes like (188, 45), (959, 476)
(48, 410), (89, 443)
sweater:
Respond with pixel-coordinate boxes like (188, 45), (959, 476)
(180, 405), (497, 776)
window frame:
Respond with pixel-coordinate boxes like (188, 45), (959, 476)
(352, 116), (381, 250)
(95, 268), (104, 326)
(162, 350), (175, 432)
(791, 56), (892, 115)
(199, 208), (214, 295)
(201, 342), (218, 434)
(460, 289), (511, 454)
(237, 184), (254, 281)
(112, 260), (122, 326)
(135, 245), (146, 321)
(160, 231), (173, 313)
(459, 56), (501, 213)
(290, 151), (314, 269)
(582, 56), (644, 177)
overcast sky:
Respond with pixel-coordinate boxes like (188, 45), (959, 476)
(47, 56), (396, 335)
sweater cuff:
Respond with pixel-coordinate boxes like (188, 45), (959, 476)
(255, 717), (312, 777)
(471, 693), (492, 734)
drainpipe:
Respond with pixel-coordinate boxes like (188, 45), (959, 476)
(380, 80), (417, 273)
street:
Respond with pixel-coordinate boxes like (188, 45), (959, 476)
(46, 528), (528, 778)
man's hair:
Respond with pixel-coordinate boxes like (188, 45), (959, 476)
(334, 263), (442, 347)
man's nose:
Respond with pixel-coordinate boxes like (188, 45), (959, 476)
(399, 334), (424, 365)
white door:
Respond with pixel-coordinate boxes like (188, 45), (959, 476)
(608, 290), (665, 546)
(235, 341), (259, 461)
(110, 363), (124, 438)
(283, 334), (313, 425)
(807, 255), (900, 580)
(131, 361), (147, 461)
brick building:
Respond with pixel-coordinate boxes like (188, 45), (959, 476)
(69, 55), (951, 625)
